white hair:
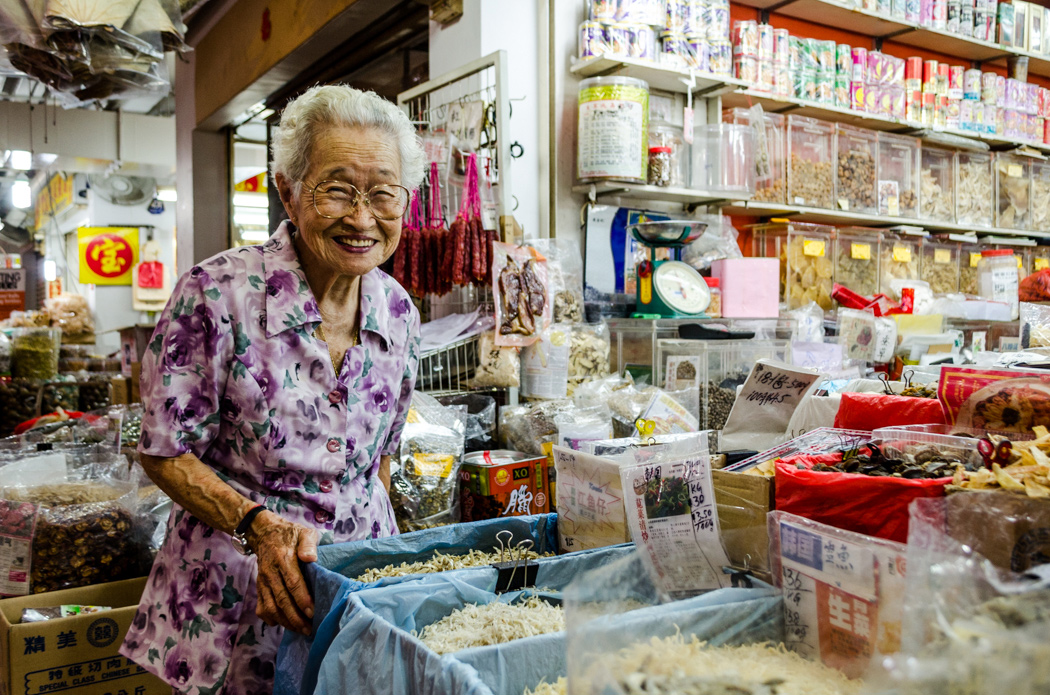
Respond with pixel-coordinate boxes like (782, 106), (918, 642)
(271, 84), (426, 194)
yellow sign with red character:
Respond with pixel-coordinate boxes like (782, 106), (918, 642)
(78, 227), (139, 285)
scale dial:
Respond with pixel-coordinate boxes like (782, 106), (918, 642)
(653, 261), (711, 315)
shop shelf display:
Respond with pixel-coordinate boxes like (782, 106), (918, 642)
(955, 150), (995, 228)
(920, 238), (962, 294)
(995, 152), (1033, 230)
(834, 227), (883, 297)
(877, 132), (921, 218)
(835, 124), (879, 214)
(787, 115), (835, 209)
(919, 145), (957, 223)
(879, 232), (922, 299)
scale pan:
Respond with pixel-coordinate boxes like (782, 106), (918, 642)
(628, 220), (708, 246)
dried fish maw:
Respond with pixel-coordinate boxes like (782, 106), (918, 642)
(993, 463), (1026, 492)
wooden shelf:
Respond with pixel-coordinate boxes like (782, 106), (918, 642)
(573, 182), (746, 206)
(720, 201), (1048, 238)
(570, 56), (748, 95)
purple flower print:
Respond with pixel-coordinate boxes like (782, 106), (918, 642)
(163, 645), (193, 687)
(266, 269), (299, 299)
(388, 294), (411, 319)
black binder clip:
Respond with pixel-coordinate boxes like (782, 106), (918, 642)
(723, 555), (755, 589)
(493, 537), (539, 593)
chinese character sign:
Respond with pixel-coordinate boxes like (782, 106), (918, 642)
(78, 227), (139, 285)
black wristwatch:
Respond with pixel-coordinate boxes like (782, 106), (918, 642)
(231, 505), (266, 556)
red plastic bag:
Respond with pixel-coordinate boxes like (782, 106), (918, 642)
(833, 392), (946, 431)
(775, 453), (948, 543)
(1020, 268), (1050, 302)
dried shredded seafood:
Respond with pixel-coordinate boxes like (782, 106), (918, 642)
(355, 548), (551, 582)
(952, 426), (1050, 497)
(586, 636), (861, 695)
(525, 678), (567, 695)
(416, 596), (565, 654)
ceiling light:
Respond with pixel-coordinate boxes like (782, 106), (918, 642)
(233, 211), (269, 226)
(8, 150), (31, 170)
(11, 180), (31, 209)
(233, 193), (267, 208)
(43, 259), (57, 282)
(156, 187), (177, 202)
(240, 230), (270, 242)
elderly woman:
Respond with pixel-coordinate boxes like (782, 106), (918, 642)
(120, 85), (425, 695)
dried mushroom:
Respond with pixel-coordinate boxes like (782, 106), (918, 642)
(1033, 175), (1050, 232)
(957, 158), (994, 226)
(837, 150), (876, 212)
(567, 327), (610, 396)
(997, 158), (1031, 229)
(785, 235), (834, 310)
(789, 154), (833, 208)
(553, 290), (583, 323)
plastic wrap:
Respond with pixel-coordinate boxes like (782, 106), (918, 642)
(492, 242), (550, 347)
(520, 325), (571, 400)
(567, 322), (610, 395)
(528, 239), (583, 324)
(437, 394), (496, 452)
(554, 405), (612, 452)
(788, 301), (826, 343)
(884, 496), (1050, 695)
(1021, 302), (1050, 348)
(681, 215), (744, 272)
(499, 400), (571, 457)
(470, 331), (520, 389)
(391, 392), (466, 533)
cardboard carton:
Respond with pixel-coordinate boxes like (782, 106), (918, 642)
(945, 490), (1050, 572)
(713, 469), (775, 577)
(0, 577), (167, 695)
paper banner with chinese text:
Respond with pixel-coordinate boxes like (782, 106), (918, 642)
(78, 227), (139, 285)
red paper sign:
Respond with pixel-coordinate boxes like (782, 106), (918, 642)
(816, 583), (877, 679)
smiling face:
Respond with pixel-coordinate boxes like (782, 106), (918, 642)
(276, 124), (403, 279)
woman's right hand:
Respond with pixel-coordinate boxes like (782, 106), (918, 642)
(247, 511), (319, 635)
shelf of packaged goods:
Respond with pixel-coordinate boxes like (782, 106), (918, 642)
(719, 201), (1046, 237)
(570, 56), (748, 95)
(573, 182), (746, 206)
(722, 89), (1050, 152)
(734, 0), (1029, 70)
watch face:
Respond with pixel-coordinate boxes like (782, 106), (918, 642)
(653, 262), (710, 315)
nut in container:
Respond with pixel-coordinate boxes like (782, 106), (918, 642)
(835, 124), (878, 214)
(787, 115), (835, 209)
(959, 242), (982, 294)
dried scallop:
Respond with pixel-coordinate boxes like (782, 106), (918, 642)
(786, 235), (833, 310)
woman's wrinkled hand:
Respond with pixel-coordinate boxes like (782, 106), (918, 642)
(247, 511), (319, 635)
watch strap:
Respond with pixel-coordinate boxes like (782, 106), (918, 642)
(235, 504), (266, 539)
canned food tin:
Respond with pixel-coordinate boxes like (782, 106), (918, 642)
(835, 75), (851, 108)
(758, 23), (775, 61)
(684, 0), (703, 34)
(852, 81), (867, 111)
(959, 99), (973, 130)
(773, 28), (790, 64)
(734, 56), (758, 84)
(816, 71), (834, 104)
(865, 85), (879, 114)
(1027, 82), (1040, 116)
(460, 450), (550, 521)
(666, 0), (688, 31)
(732, 20), (758, 56)
(817, 40), (836, 72)
(757, 57), (774, 92)
(789, 36), (802, 70)
(923, 60), (938, 91)
(579, 21), (606, 59)
(852, 47), (868, 83)
(906, 89), (921, 122)
(618, 0), (664, 25)
(709, 39), (732, 75)
(589, 0), (617, 21)
(946, 97), (961, 129)
(948, 65), (964, 99)
(995, 74), (1006, 107)
(836, 44), (851, 77)
(659, 31), (689, 70)
(803, 37), (820, 71)
(707, 4), (730, 40)
(800, 69), (817, 101)
(986, 103), (999, 135)
(775, 65), (791, 96)
(627, 23), (657, 60)
(906, 0), (921, 22)
(1006, 78), (1024, 110)
(687, 34), (710, 72)
(981, 71), (997, 104)
(963, 68), (982, 100)
(604, 23), (630, 57)
(1045, 118), (1050, 145)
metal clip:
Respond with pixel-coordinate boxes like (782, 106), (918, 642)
(495, 530), (513, 564)
(494, 538), (539, 593)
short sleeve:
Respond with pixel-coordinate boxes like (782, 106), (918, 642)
(381, 309), (421, 457)
(138, 266), (233, 460)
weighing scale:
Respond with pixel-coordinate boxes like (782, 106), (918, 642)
(628, 221), (711, 318)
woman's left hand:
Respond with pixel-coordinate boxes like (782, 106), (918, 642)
(248, 511), (319, 635)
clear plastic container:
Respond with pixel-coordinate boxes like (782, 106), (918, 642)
(977, 248), (1020, 319)
(787, 115), (835, 208)
(704, 277), (722, 318)
(751, 221), (836, 310)
(919, 146), (956, 223)
(723, 108), (787, 203)
(920, 239), (961, 294)
(11, 327), (61, 380)
(655, 338), (791, 430)
(877, 133), (920, 218)
(691, 123), (755, 194)
(990, 242), (1034, 282)
(959, 242), (982, 295)
(1033, 245), (1050, 274)
(995, 152), (1032, 230)
(879, 233), (922, 300)
(1031, 160), (1050, 233)
(835, 124), (878, 214)
(648, 122), (688, 187)
(870, 424), (985, 470)
(955, 151), (994, 228)
(833, 227), (882, 298)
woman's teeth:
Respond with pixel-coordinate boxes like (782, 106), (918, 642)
(336, 237), (376, 248)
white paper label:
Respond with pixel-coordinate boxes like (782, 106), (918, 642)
(521, 328), (570, 399)
(640, 392), (700, 434)
(553, 447), (629, 552)
(621, 456), (732, 597)
(578, 96), (646, 180)
(665, 355), (702, 391)
(719, 360), (821, 451)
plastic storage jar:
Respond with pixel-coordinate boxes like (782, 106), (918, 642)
(834, 227), (882, 298)
(648, 122), (687, 187)
(751, 221), (835, 310)
(920, 239), (961, 294)
(959, 242), (982, 295)
(835, 124), (878, 214)
(787, 115), (834, 208)
(704, 277), (722, 318)
(978, 249), (1020, 319)
(956, 150), (994, 227)
(995, 153), (1032, 230)
(877, 132), (920, 217)
(723, 108), (787, 203)
(920, 146), (956, 223)
(577, 76), (650, 184)
(691, 123), (755, 195)
(11, 327), (61, 380)
(879, 233), (922, 300)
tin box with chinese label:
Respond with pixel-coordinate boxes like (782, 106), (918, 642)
(460, 450), (549, 522)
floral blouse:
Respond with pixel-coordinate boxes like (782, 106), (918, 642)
(121, 222), (420, 695)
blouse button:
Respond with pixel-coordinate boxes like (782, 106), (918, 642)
(314, 510), (331, 523)
(328, 390), (341, 404)
(326, 438), (340, 453)
(319, 479), (333, 493)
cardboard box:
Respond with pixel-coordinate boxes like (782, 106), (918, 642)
(945, 491), (1050, 572)
(117, 326), (156, 378)
(713, 469), (775, 577)
(109, 377), (129, 407)
(129, 363), (141, 405)
(0, 577), (167, 695)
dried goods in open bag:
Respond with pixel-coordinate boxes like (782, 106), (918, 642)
(527, 238), (584, 324)
(492, 241), (550, 347)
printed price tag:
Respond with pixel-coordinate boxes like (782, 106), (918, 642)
(970, 252), (982, 267)
(803, 239), (826, 257)
(887, 196), (900, 217)
(1017, 256), (1023, 269)
(892, 245), (912, 263)
(851, 243), (871, 260)
(838, 198), (850, 210)
(1008, 163), (1023, 177)
(1036, 258), (1050, 271)
(934, 248), (952, 264)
